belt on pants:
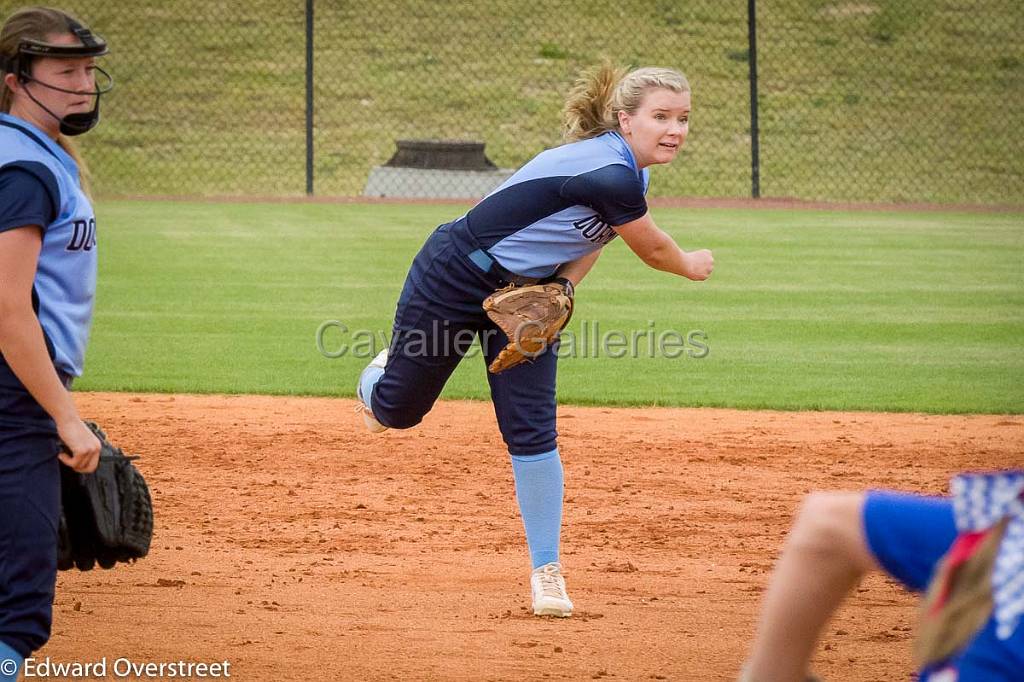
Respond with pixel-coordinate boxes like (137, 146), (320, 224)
(445, 221), (543, 288)
(466, 249), (540, 288)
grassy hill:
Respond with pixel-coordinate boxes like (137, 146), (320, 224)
(52, 0), (1024, 203)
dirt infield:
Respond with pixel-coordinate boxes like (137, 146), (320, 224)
(42, 393), (1021, 681)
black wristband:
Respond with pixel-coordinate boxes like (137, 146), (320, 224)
(548, 276), (574, 298)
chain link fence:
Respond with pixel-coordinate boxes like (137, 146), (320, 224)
(757, 0), (1023, 204)
(31, 0), (1023, 204)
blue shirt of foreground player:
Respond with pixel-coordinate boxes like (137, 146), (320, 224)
(460, 130), (650, 278)
(864, 474), (1024, 682)
(0, 111), (97, 378)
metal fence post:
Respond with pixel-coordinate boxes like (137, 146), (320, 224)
(747, 0), (761, 199)
(305, 0), (314, 196)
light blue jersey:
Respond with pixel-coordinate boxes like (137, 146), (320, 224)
(454, 131), (650, 278)
(0, 113), (97, 377)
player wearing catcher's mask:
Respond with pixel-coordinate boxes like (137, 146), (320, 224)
(0, 7), (113, 679)
(356, 63), (714, 617)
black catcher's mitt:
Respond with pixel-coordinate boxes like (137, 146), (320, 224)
(58, 422), (154, 571)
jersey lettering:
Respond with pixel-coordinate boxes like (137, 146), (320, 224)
(66, 217), (96, 251)
(573, 215), (618, 245)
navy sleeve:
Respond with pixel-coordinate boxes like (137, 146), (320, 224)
(0, 162), (59, 234)
(559, 163), (648, 226)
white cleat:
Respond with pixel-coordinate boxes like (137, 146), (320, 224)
(531, 562), (573, 617)
(356, 404), (387, 433)
(356, 349), (389, 433)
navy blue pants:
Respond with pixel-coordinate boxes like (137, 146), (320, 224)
(370, 222), (559, 456)
(0, 363), (60, 658)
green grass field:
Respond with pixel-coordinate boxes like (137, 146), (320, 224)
(76, 200), (1024, 414)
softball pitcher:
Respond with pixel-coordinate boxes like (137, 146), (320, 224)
(0, 7), (113, 679)
(356, 63), (714, 617)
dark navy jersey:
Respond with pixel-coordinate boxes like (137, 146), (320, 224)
(461, 131), (650, 278)
(0, 113), (97, 377)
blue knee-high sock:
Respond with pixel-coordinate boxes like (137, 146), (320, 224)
(510, 448), (563, 569)
(358, 366), (385, 412)
(0, 640), (23, 682)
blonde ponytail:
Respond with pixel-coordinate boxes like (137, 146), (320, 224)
(562, 61), (626, 142)
(913, 518), (1007, 668)
(56, 135), (92, 197)
(562, 62), (691, 143)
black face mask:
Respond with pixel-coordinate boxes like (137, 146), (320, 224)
(60, 108), (102, 136)
(18, 63), (114, 136)
(1, 17), (114, 136)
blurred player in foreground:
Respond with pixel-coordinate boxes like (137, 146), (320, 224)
(741, 470), (1024, 681)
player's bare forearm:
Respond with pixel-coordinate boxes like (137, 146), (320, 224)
(0, 226), (82, 428)
(614, 213), (713, 281)
(554, 249), (602, 287)
(0, 304), (99, 471)
(0, 308), (81, 426)
(644, 239), (714, 281)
